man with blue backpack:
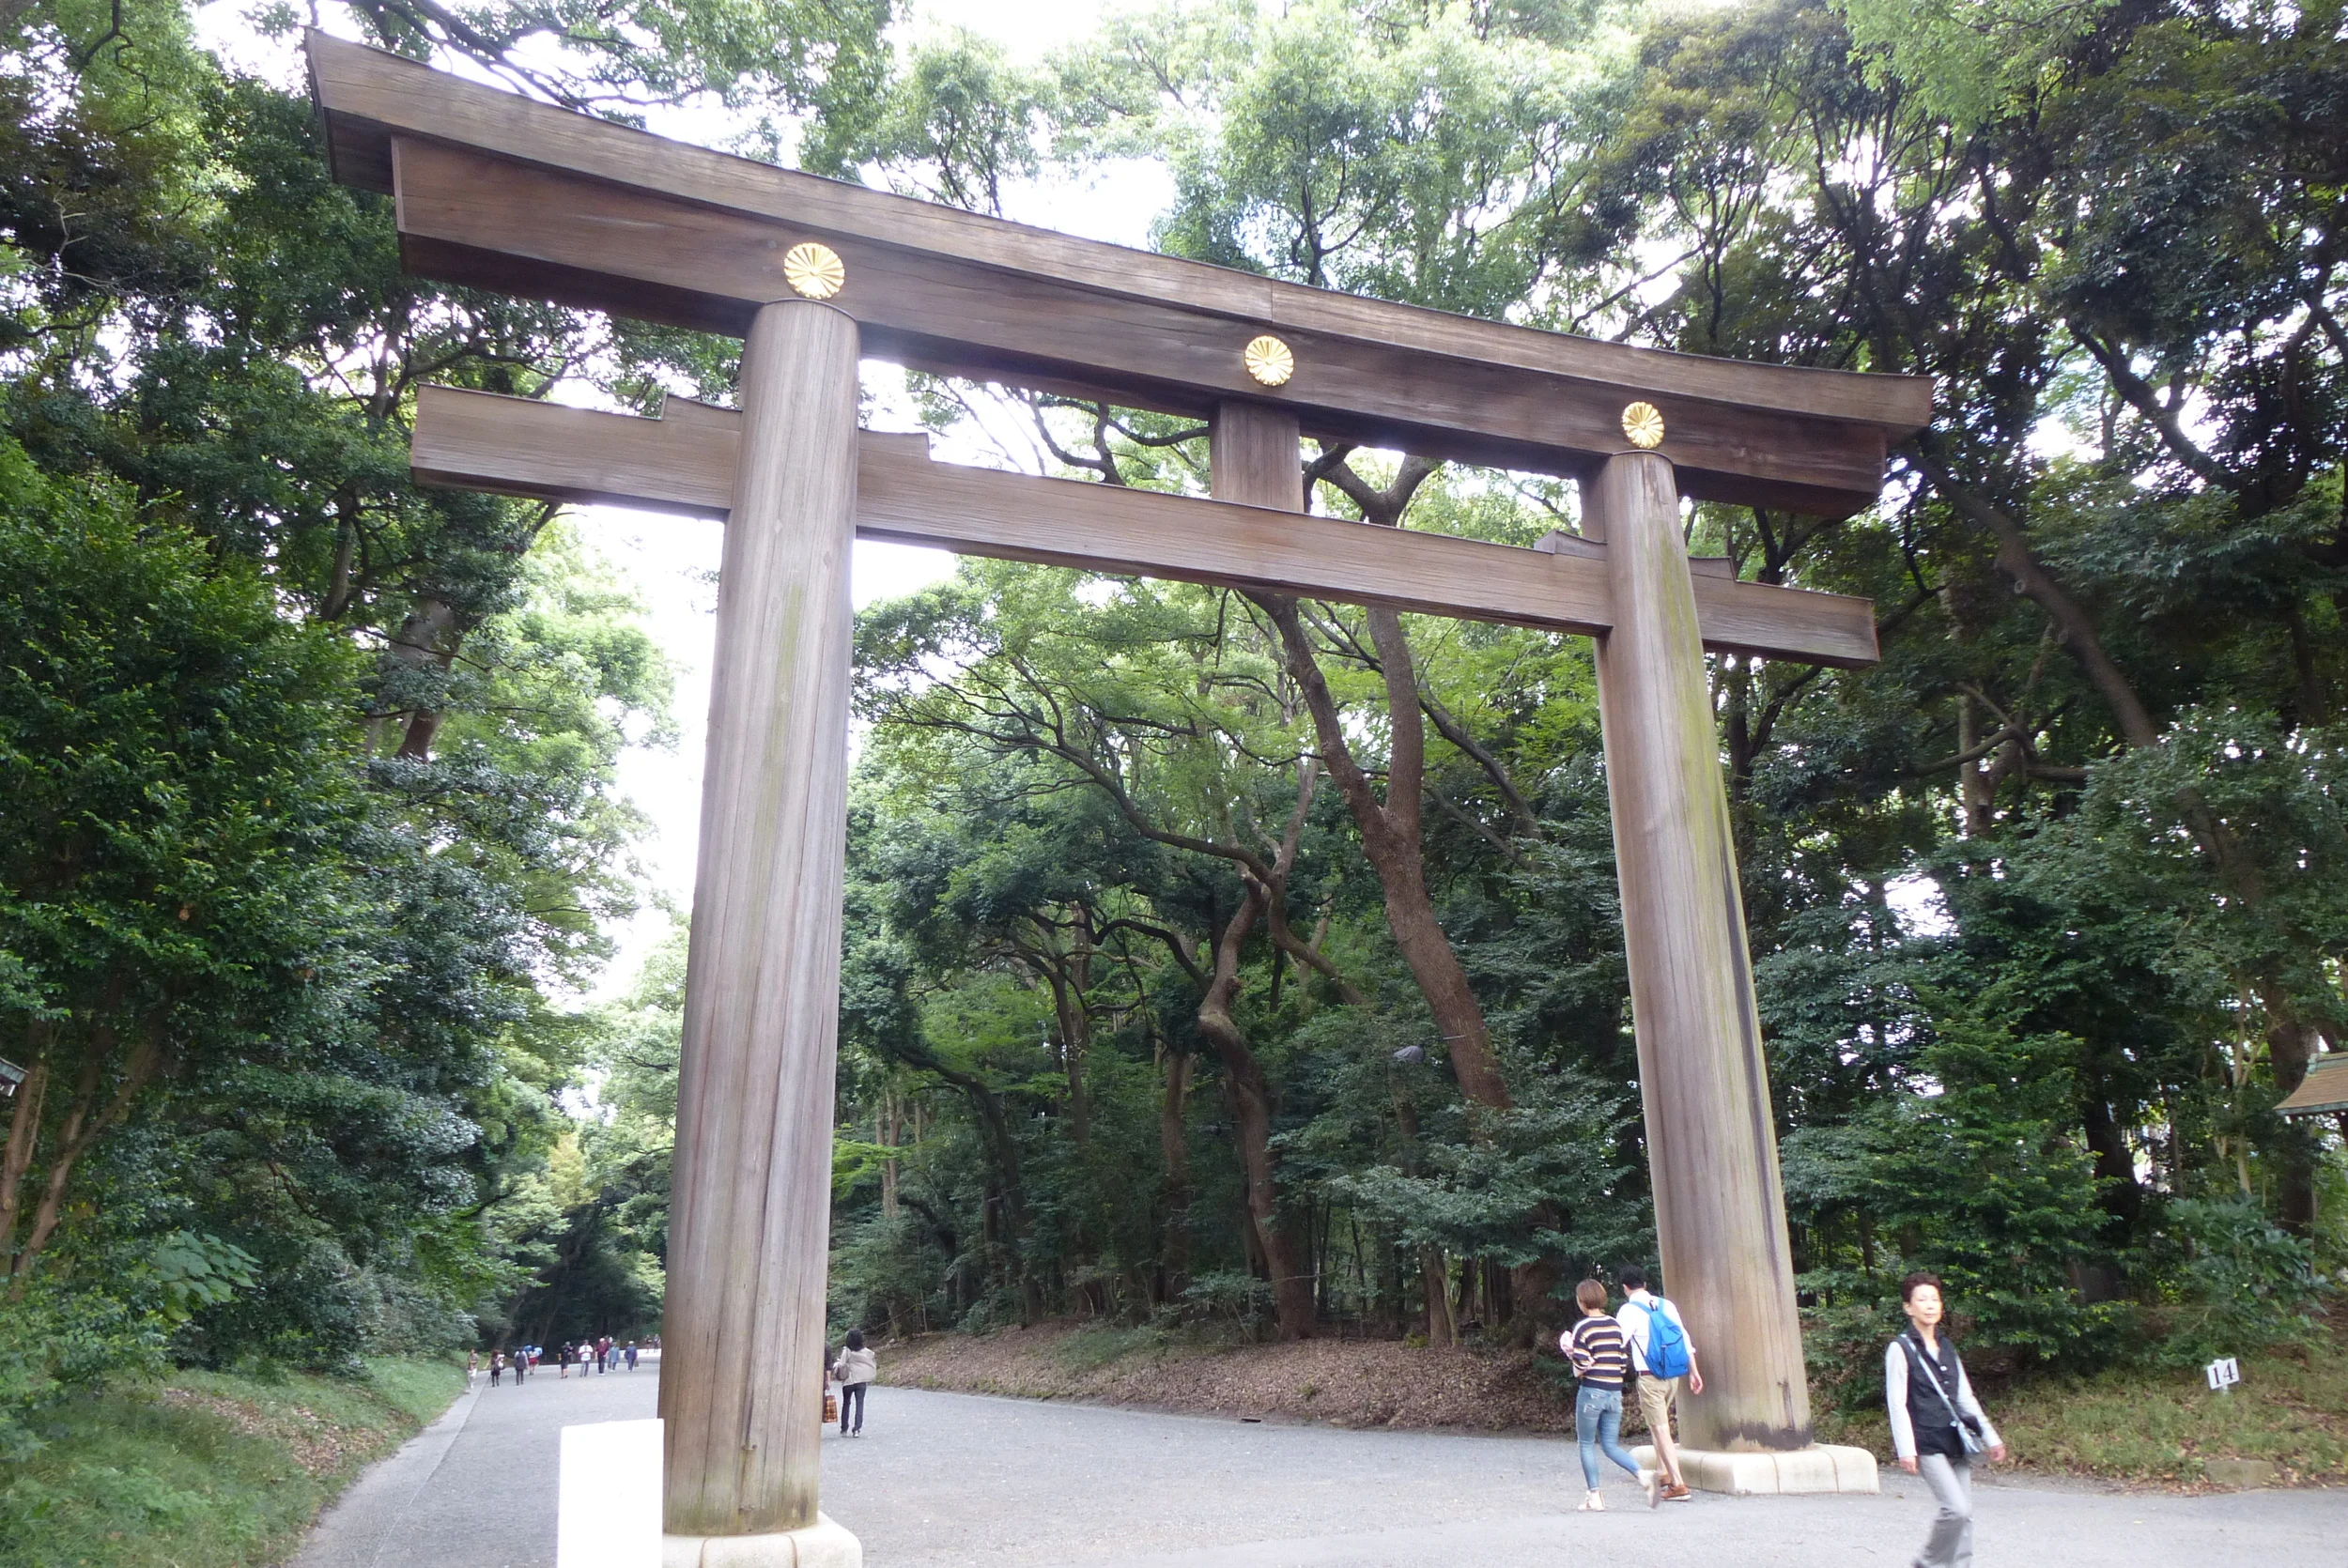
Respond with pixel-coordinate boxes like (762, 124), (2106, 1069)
(1616, 1265), (1704, 1504)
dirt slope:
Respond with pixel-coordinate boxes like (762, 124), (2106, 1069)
(877, 1322), (1599, 1434)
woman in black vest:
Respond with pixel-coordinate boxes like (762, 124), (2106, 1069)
(1886, 1272), (2007, 1568)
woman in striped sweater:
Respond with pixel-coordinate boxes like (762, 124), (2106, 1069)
(1563, 1278), (1647, 1510)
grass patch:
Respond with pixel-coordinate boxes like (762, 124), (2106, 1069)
(1050, 1324), (1172, 1375)
(0, 1355), (466, 1568)
(1815, 1340), (2348, 1488)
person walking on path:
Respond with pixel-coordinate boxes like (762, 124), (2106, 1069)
(1888, 1272), (2007, 1568)
(467, 1349), (479, 1384)
(625, 1340), (639, 1371)
(1562, 1279), (1645, 1511)
(832, 1330), (877, 1437)
(488, 1351), (504, 1388)
(1615, 1265), (1703, 1503)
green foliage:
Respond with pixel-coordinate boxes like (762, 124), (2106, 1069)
(0, 0), (757, 1391)
(1318, 1083), (1644, 1273)
(8, 0), (2346, 1444)
(2140, 1196), (2329, 1369)
(1178, 1270), (1275, 1335)
(0, 1271), (168, 1458)
(149, 1233), (260, 1325)
(814, 0), (2348, 1369)
(1833, 0), (2122, 127)
(1787, 1007), (2124, 1374)
(0, 1355), (464, 1568)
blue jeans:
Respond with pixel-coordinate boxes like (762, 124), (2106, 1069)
(1575, 1385), (1642, 1490)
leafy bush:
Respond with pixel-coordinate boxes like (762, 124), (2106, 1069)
(0, 1275), (167, 1459)
(1320, 1079), (1646, 1279)
(1785, 1011), (2130, 1402)
(2140, 1195), (2329, 1368)
(1179, 1270), (1274, 1336)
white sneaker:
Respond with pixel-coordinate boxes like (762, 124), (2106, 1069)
(1641, 1468), (1660, 1509)
(1576, 1490), (1606, 1512)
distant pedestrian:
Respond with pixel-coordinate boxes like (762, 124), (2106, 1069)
(598, 1335), (612, 1374)
(626, 1341), (639, 1371)
(1888, 1272), (2007, 1568)
(1562, 1280), (1641, 1511)
(467, 1349), (479, 1383)
(489, 1351), (504, 1388)
(560, 1343), (574, 1378)
(1616, 1265), (1703, 1504)
(831, 1330), (877, 1437)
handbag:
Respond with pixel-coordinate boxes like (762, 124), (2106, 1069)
(823, 1387), (840, 1424)
(1903, 1331), (1985, 1455)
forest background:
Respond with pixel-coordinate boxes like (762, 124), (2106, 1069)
(4, 0), (2345, 1467)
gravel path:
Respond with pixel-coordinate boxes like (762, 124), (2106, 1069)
(292, 1366), (2346, 1567)
(288, 1353), (661, 1568)
(826, 1387), (2345, 1568)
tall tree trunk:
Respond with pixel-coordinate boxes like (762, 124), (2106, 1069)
(1387, 1089), (1457, 1345)
(1257, 594), (1513, 1113)
(1955, 692), (1996, 835)
(0, 1037), (51, 1270)
(934, 1065), (1043, 1323)
(1042, 953), (1091, 1144)
(1198, 881), (1315, 1339)
(2079, 1093), (2143, 1231)
(382, 594), (464, 761)
(880, 1091), (900, 1222)
(1158, 1040), (1192, 1297)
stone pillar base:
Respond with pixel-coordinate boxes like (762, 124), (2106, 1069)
(663, 1514), (862, 1567)
(1632, 1443), (1878, 1495)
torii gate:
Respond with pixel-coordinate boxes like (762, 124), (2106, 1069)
(306, 32), (1923, 1561)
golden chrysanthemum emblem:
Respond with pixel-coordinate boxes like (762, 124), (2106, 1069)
(1621, 400), (1666, 449)
(1243, 334), (1295, 388)
(782, 241), (845, 300)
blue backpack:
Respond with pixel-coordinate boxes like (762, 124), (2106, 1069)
(1636, 1299), (1691, 1379)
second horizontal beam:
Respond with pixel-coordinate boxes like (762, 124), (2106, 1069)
(409, 387), (1879, 669)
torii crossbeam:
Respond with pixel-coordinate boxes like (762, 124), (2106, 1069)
(307, 32), (1923, 1559)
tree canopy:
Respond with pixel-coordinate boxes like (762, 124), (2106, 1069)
(3, 0), (2342, 1460)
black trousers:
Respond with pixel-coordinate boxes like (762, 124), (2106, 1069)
(840, 1382), (867, 1432)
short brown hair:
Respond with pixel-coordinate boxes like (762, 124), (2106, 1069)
(1575, 1278), (1608, 1313)
(1899, 1270), (1944, 1303)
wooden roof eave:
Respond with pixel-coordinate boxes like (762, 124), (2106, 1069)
(2276, 1055), (2348, 1118)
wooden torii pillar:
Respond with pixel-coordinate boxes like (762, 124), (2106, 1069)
(307, 32), (1926, 1559)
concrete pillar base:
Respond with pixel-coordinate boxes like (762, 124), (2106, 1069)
(1632, 1443), (1878, 1495)
(663, 1514), (862, 1567)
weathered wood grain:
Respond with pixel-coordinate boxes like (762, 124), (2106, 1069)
(1585, 451), (1813, 1453)
(305, 33), (1928, 515)
(659, 301), (858, 1540)
(409, 388), (1880, 669)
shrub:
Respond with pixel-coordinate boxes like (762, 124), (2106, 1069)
(2140, 1194), (2328, 1368)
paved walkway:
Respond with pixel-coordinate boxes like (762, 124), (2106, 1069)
(291, 1354), (661, 1568)
(292, 1367), (2346, 1567)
